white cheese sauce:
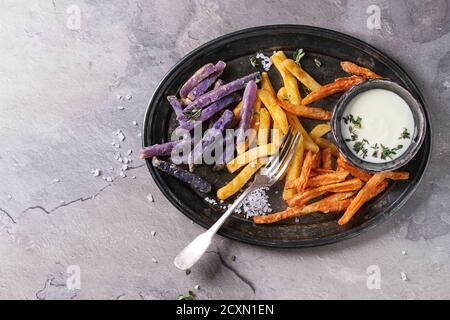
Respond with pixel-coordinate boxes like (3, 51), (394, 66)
(341, 89), (414, 163)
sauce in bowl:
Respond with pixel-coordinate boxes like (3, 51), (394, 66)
(341, 89), (414, 163)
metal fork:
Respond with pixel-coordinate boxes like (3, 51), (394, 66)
(174, 129), (301, 270)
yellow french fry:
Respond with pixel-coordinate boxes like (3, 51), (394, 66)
(282, 59), (322, 91)
(217, 160), (264, 200)
(316, 137), (339, 156)
(261, 72), (276, 97)
(277, 87), (288, 101)
(283, 136), (305, 200)
(286, 113), (319, 153)
(258, 89), (289, 135)
(271, 51), (302, 105)
(227, 143), (277, 173)
(284, 75), (302, 105)
(271, 51), (289, 78)
(258, 107), (271, 146)
(271, 120), (285, 148)
(232, 101), (243, 121)
(310, 123), (331, 140)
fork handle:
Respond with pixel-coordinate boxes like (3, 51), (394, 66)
(174, 183), (256, 270)
(208, 184), (256, 234)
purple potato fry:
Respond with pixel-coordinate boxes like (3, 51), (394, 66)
(187, 61), (226, 101)
(178, 94), (240, 130)
(213, 79), (225, 90)
(152, 157), (211, 193)
(139, 140), (190, 160)
(213, 128), (235, 171)
(182, 72), (261, 114)
(167, 96), (184, 117)
(179, 63), (216, 98)
(189, 110), (234, 168)
(236, 80), (257, 147)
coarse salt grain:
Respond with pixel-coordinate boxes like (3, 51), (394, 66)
(234, 187), (272, 218)
(117, 106), (124, 110)
(151, 231), (156, 236)
(256, 52), (272, 71)
(151, 257), (158, 263)
(53, 178), (60, 183)
(401, 272), (408, 281)
(205, 197), (218, 206)
(147, 194), (154, 202)
(132, 121), (138, 126)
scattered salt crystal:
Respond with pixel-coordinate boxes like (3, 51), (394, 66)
(125, 94), (132, 100)
(53, 178), (60, 183)
(194, 285), (200, 290)
(132, 176), (136, 179)
(116, 94), (122, 100)
(90, 169), (101, 177)
(401, 272), (408, 281)
(117, 132), (125, 142)
(123, 158), (129, 164)
(119, 171), (126, 178)
(117, 106), (124, 110)
(151, 231), (156, 236)
(147, 194), (154, 202)
(132, 121), (138, 126)
(106, 176), (113, 182)
(137, 133), (142, 137)
(7, 194), (12, 200)
(294, 218), (300, 223)
(190, 220), (194, 224)
(235, 187), (272, 218)
(402, 250), (407, 255)
(118, 157), (123, 163)
(151, 257), (158, 263)
(127, 149), (132, 155)
(255, 52), (272, 71)
(60, 200), (65, 204)
(205, 197), (218, 206)
(122, 164), (129, 171)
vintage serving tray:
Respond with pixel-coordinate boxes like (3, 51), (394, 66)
(142, 25), (431, 247)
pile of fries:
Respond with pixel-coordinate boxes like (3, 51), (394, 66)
(217, 51), (409, 225)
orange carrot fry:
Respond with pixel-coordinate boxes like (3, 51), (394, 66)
(254, 192), (354, 224)
(388, 171), (410, 180)
(287, 178), (364, 207)
(322, 148), (332, 169)
(312, 150), (321, 169)
(293, 151), (316, 192)
(340, 61), (382, 79)
(312, 168), (335, 176)
(277, 99), (332, 121)
(303, 76), (365, 105)
(337, 156), (372, 182)
(338, 174), (391, 225)
(305, 171), (349, 188)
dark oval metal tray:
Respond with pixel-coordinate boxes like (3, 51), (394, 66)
(142, 25), (431, 248)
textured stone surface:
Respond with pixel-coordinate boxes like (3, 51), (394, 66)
(0, 0), (449, 300)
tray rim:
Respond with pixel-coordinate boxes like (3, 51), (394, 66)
(142, 24), (433, 248)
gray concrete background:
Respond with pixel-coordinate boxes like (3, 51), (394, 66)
(0, 0), (449, 300)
